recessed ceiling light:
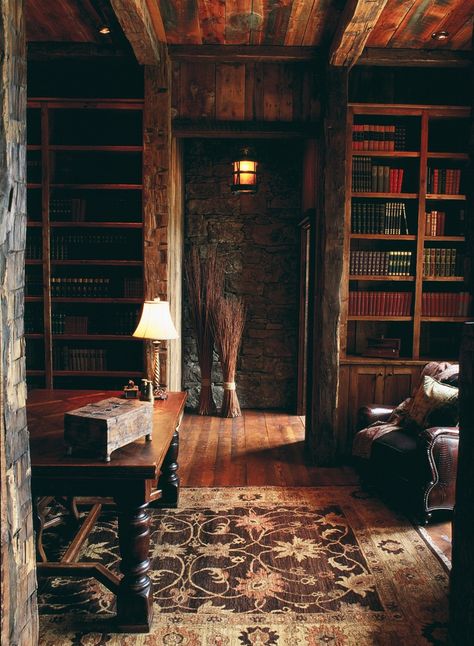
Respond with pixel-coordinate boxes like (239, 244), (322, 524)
(431, 31), (449, 41)
(98, 25), (111, 35)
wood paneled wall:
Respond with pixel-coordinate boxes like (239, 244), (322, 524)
(171, 61), (320, 122)
(0, 0), (38, 643)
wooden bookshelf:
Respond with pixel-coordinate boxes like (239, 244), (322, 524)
(338, 103), (471, 442)
(25, 98), (146, 390)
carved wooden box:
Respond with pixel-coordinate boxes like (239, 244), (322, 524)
(64, 397), (153, 462)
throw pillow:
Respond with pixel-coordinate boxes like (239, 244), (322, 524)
(408, 375), (458, 429)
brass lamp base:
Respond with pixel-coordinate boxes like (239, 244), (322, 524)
(152, 340), (168, 400)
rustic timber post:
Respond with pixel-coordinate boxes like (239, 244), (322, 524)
(0, 0), (39, 643)
(450, 323), (474, 643)
(306, 66), (348, 465)
(143, 55), (172, 386)
(110, 2), (177, 388)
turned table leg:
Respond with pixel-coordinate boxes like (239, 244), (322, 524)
(114, 494), (153, 632)
(154, 428), (180, 508)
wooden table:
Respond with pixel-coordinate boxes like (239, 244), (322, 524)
(27, 389), (186, 633)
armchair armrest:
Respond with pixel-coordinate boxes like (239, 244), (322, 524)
(418, 426), (459, 516)
(357, 404), (395, 432)
(420, 426), (459, 444)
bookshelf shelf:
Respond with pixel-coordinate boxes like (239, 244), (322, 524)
(348, 316), (413, 321)
(53, 370), (142, 377)
(52, 334), (140, 341)
(427, 152), (468, 160)
(350, 234), (416, 241)
(351, 150), (420, 158)
(50, 222), (142, 229)
(50, 260), (143, 266)
(424, 236), (465, 242)
(421, 317), (472, 323)
(50, 183), (143, 190)
(422, 277), (465, 282)
(49, 145), (143, 152)
(26, 97), (146, 390)
(351, 192), (418, 199)
(349, 275), (415, 281)
(426, 194), (466, 201)
(51, 297), (143, 304)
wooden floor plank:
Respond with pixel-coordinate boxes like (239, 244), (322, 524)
(178, 408), (452, 561)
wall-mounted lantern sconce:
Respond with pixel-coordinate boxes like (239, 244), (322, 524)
(231, 146), (258, 194)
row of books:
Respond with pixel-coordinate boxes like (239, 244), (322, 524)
(28, 276), (143, 298)
(422, 292), (471, 317)
(53, 347), (107, 371)
(52, 314), (88, 335)
(51, 309), (139, 335)
(423, 248), (460, 278)
(51, 277), (111, 297)
(351, 202), (408, 235)
(48, 197), (142, 223)
(349, 291), (412, 316)
(425, 211), (447, 237)
(350, 251), (413, 276)
(50, 233), (138, 260)
(25, 310), (40, 334)
(26, 232), (42, 259)
(50, 198), (86, 221)
(427, 168), (462, 195)
(352, 124), (407, 151)
(25, 344), (42, 370)
(352, 158), (405, 193)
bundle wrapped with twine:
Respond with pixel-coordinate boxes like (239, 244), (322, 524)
(212, 294), (246, 418)
(185, 247), (222, 415)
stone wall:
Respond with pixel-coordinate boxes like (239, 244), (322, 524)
(0, 1), (38, 644)
(183, 139), (302, 411)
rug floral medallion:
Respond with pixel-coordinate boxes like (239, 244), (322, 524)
(38, 487), (449, 646)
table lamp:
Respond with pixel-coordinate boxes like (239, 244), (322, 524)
(132, 297), (179, 400)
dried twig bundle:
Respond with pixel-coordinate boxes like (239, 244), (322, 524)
(212, 294), (246, 417)
(185, 247), (223, 415)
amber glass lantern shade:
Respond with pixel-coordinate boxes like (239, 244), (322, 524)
(231, 147), (258, 194)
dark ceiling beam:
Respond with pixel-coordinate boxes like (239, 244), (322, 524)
(169, 45), (321, 63)
(329, 0), (389, 68)
(110, 0), (164, 64)
(358, 47), (472, 68)
(27, 42), (130, 60)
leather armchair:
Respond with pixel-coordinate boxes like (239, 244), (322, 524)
(355, 404), (459, 524)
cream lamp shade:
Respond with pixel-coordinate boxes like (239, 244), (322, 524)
(133, 298), (179, 341)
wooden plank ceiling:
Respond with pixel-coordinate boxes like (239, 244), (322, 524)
(368, 0), (474, 50)
(26, 0), (474, 51)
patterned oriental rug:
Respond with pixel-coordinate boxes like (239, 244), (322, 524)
(38, 487), (449, 646)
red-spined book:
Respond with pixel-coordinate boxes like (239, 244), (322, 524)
(445, 169), (453, 195)
(380, 291), (386, 316)
(432, 168), (439, 194)
(397, 168), (404, 193)
(454, 169), (461, 194)
(389, 169), (396, 193)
